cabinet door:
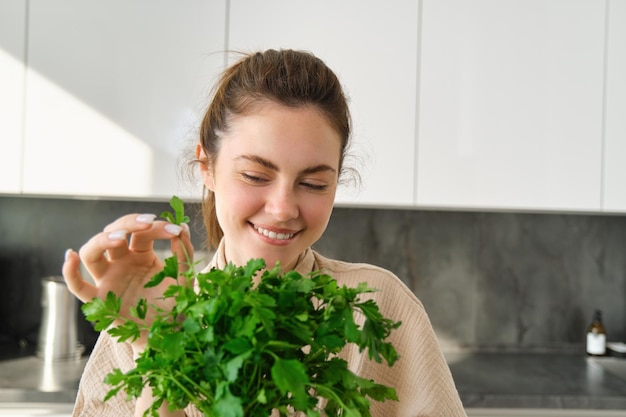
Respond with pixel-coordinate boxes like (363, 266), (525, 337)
(0, 1), (27, 193)
(603, 0), (626, 212)
(23, 0), (226, 200)
(228, 0), (419, 207)
(417, 0), (605, 211)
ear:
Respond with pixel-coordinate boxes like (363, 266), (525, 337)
(196, 144), (215, 191)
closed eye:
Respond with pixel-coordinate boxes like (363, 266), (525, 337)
(242, 173), (268, 184)
(300, 182), (328, 191)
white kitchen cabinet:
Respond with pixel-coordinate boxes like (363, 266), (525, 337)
(416, 0), (606, 212)
(0, 1), (27, 193)
(228, 0), (419, 207)
(22, 0), (227, 200)
(603, 0), (626, 212)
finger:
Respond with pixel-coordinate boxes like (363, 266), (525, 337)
(105, 229), (130, 260)
(171, 223), (195, 272)
(88, 213), (156, 263)
(62, 249), (98, 303)
(128, 221), (185, 253)
(79, 230), (128, 277)
(102, 213), (157, 234)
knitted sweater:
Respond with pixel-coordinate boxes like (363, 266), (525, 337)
(71, 245), (467, 417)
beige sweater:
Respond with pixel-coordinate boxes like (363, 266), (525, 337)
(72, 245), (467, 417)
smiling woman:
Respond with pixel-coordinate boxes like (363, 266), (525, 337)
(61, 49), (467, 417)
(197, 103), (340, 272)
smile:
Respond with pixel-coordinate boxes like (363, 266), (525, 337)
(254, 225), (295, 240)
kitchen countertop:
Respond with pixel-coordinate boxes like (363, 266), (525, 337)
(1, 348), (626, 411)
(0, 351), (87, 403)
(447, 351), (626, 410)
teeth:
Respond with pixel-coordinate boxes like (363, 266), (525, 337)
(255, 226), (294, 240)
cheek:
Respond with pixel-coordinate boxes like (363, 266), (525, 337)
(216, 182), (263, 219)
(301, 194), (335, 231)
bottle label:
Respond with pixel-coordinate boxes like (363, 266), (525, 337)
(587, 333), (606, 355)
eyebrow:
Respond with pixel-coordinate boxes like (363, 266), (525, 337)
(235, 154), (337, 175)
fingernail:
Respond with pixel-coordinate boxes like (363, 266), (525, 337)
(64, 248), (73, 261)
(136, 213), (157, 224)
(108, 229), (128, 240)
(181, 223), (190, 236)
(164, 224), (182, 236)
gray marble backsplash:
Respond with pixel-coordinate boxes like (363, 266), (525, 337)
(1, 196), (625, 354)
(316, 208), (626, 352)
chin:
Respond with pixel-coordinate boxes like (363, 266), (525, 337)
(263, 252), (297, 271)
(264, 256), (287, 270)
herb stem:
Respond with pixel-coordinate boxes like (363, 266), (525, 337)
(165, 371), (215, 415)
(310, 383), (351, 411)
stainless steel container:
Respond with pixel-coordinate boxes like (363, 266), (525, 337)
(36, 276), (83, 361)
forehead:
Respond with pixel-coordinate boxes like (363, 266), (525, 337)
(220, 103), (342, 167)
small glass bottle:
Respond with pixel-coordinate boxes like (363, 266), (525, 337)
(586, 309), (607, 356)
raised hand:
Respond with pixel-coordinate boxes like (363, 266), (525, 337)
(62, 213), (194, 350)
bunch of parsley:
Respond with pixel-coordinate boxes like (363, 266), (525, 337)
(82, 197), (401, 417)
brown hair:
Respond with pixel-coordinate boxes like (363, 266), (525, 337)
(198, 49), (353, 249)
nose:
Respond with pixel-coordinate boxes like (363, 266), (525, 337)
(265, 183), (299, 221)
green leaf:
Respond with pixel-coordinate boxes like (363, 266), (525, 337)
(103, 367), (126, 386)
(244, 258), (266, 276)
(223, 337), (252, 355)
(130, 298), (148, 320)
(161, 332), (185, 359)
(145, 271), (167, 288)
(145, 255), (179, 288)
(161, 195), (190, 226)
(107, 320), (140, 343)
(256, 388), (267, 404)
(358, 300), (401, 365)
(342, 307), (360, 343)
(103, 385), (123, 402)
(223, 351), (251, 382)
(197, 326), (214, 343)
(362, 383), (398, 402)
(271, 358), (309, 409)
(160, 211), (175, 224)
(81, 291), (120, 331)
(162, 255), (180, 276)
(213, 386), (244, 417)
(182, 316), (201, 334)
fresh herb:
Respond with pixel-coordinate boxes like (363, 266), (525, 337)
(159, 195), (190, 226)
(82, 196), (401, 417)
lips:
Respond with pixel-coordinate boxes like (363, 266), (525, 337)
(253, 225), (296, 240)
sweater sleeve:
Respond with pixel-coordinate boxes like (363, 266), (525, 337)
(347, 288), (466, 417)
(71, 332), (135, 416)
(315, 254), (467, 417)
(385, 296), (466, 417)
(71, 332), (205, 417)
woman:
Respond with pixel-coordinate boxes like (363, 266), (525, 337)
(62, 49), (466, 417)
